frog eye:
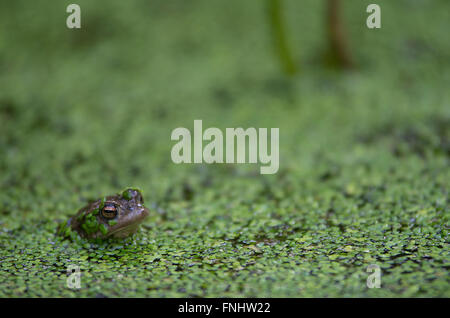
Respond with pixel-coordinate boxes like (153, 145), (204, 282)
(101, 203), (117, 219)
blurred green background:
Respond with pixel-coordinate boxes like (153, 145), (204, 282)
(0, 0), (448, 297)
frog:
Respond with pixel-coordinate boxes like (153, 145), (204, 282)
(58, 188), (149, 239)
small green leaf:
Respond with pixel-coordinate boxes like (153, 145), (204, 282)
(99, 224), (109, 236)
(122, 189), (132, 200)
(99, 197), (106, 209)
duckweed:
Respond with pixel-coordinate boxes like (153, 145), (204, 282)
(108, 220), (118, 227)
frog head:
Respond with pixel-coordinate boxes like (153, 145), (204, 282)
(66, 188), (150, 239)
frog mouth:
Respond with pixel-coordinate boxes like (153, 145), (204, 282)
(106, 208), (149, 238)
(107, 223), (140, 238)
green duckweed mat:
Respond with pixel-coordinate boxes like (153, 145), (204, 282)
(0, 0), (449, 297)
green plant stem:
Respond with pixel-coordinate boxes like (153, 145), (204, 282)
(268, 0), (298, 75)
